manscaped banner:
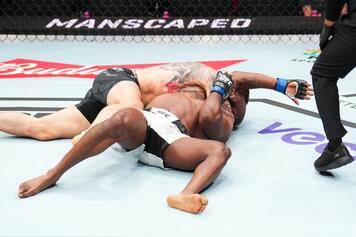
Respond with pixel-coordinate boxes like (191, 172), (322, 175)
(0, 16), (322, 35)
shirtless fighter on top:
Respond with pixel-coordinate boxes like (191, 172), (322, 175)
(0, 62), (313, 143)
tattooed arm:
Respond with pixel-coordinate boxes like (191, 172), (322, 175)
(159, 62), (217, 97)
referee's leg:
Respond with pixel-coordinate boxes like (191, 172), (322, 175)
(311, 22), (356, 171)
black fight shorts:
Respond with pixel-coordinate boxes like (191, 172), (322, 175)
(75, 67), (139, 123)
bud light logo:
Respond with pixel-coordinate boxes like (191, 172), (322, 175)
(0, 58), (246, 79)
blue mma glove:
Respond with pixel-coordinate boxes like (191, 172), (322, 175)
(275, 78), (308, 100)
(211, 71), (234, 99)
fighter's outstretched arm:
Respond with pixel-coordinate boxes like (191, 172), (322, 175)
(18, 116), (120, 198)
(229, 71), (314, 105)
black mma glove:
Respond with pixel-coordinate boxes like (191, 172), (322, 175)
(275, 78), (309, 100)
(319, 25), (335, 50)
(211, 71), (234, 100)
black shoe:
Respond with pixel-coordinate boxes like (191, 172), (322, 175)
(314, 143), (354, 172)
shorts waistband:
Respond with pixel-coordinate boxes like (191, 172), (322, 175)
(172, 120), (188, 135)
(122, 67), (139, 86)
(143, 107), (188, 135)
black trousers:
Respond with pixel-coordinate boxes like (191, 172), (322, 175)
(311, 16), (356, 140)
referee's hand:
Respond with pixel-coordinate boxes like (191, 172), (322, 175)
(319, 25), (335, 50)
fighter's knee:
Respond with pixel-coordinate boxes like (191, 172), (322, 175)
(110, 108), (138, 130)
(211, 143), (231, 165)
(25, 121), (53, 140)
(221, 145), (231, 163)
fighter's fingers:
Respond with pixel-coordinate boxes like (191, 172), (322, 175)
(299, 87), (313, 96)
(300, 82), (312, 89)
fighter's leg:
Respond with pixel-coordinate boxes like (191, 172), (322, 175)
(19, 108), (147, 198)
(163, 138), (231, 214)
(73, 81), (144, 144)
(0, 106), (90, 140)
(97, 80), (144, 124)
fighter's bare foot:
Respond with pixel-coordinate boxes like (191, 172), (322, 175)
(18, 174), (57, 198)
(166, 194), (208, 214)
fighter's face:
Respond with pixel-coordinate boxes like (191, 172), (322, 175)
(227, 88), (249, 126)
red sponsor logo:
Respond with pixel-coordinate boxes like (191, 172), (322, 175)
(0, 58), (246, 79)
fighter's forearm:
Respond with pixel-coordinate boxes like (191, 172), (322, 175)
(199, 93), (232, 143)
(47, 120), (116, 180)
(230, 71), (277, 90)
(200, 93), (224, 122)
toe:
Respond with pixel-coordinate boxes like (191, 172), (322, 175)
(198, 204), (207, 213)
(18, 189), (28, 198)
(200, 195), (208, 205)
(18, 184), (27, 196)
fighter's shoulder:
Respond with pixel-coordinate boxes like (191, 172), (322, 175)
(159, 62), (213, 71)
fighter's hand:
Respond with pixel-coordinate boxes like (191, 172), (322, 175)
(275, 78), (314, 105)
(18, 174), (57, 198)
(210, 71), (234, 99)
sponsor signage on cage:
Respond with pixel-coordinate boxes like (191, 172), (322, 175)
(0, 59), (245, 79)
(0, 16), (322, 35)
(45, 18), (252, 29)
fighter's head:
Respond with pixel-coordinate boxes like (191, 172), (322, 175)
(227, 87), (249, 128)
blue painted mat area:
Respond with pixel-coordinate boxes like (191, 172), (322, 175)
(0, 41), (355, 237)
